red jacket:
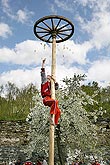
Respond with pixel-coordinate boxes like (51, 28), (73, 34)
(41, 81), (51, 98)
(41, 67), (59, 98)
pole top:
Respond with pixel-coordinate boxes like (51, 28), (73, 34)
(34, 15), (74, 43)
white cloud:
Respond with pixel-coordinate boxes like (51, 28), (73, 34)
(0, 38), (110, 88)
(75, 0), (110, 50)
(0, 39), (92, 66)
(50, 4), (57, 14)
(56, 65), (85, 85)
(0, 40), (51, 65)
(54, 0), (73, 12)
(57, 40), (92, 65)
(82, 10), (110, 49)
(1, 0), (34, 24)
(0, 47), (16, 62)
(1, 0), (9, 8)
(0, 23), (12, 38)
(0, 63), (85, 89)
(0, 68), (40, 89)
(0, 38), (89, 89)
(87, 59), (110, 87)
(1, 0), (14, 19)
(54, 0), (110, 50)
(16, 9), (34, 24)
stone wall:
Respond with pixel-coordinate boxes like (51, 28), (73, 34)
(0, 121), (30, 163)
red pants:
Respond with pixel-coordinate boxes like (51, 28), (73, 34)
(43, 96), (61, 125)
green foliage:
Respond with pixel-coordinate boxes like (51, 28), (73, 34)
(0, 78), (110, 163)
(57, 76), (98, 157)
(0, 82), (38, 120)
(82, 82), (110, 121)
(26, 75), (100, 162)
(25, 92), (50, 159)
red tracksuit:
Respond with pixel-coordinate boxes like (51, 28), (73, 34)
(41, 68), (61, 125)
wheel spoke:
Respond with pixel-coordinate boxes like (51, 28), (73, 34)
(37, 31), (49, 33)
(59, 28), (73, 32)
(47, 35), (52, 42)
(58, 32), (70, 37)
(57, 23), (69, 31)
(57, 34), (64, 40)
(40, 33), (50, 39)
(55, 19), (61, 29)
(51, 18), (55, 30)
(42, 21), (52, 30)
(36, 25), (50, 32)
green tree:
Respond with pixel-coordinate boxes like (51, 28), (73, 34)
(26, 75), (99, 164)
(0, 82), (38, 120)
(0, 82), (20, 120)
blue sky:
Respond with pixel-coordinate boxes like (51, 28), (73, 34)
(0, 0), (110, 89)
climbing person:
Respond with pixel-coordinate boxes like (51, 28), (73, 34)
(41, 58), (61, 125)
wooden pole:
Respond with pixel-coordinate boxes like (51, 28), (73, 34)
(49, 35), (56, 165)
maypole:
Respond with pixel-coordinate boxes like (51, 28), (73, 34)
(34, 15), (74, 165)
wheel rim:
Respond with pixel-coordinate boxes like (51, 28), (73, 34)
(34, 15), (74, 43)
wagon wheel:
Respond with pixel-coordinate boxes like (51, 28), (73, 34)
(34, 15), (74, 43)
